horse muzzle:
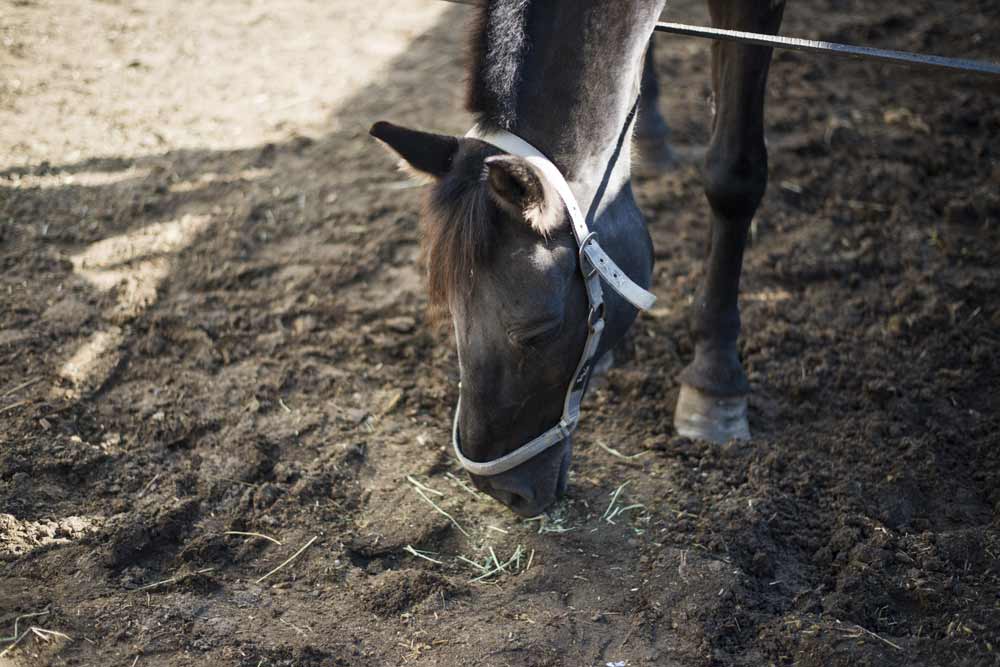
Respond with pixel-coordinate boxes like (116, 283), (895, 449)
(469, 437), (571, 517)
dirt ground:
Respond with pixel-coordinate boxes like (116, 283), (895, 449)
(2, 0), (998, 665)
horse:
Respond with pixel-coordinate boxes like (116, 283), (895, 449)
(371, 0), (785, 516)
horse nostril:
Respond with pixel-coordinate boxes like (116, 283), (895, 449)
(475, 479), (540, 515)
(469, 475), (490, 493)
(488, 488), (520, 508)
(467, 440), (571, 515)
(488, 486), (535, 511)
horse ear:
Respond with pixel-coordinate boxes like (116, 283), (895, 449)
(484, 155), (561, 236)
(370, 121), (458, 181)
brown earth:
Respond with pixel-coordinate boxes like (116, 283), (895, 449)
(1, 1), (999, 665)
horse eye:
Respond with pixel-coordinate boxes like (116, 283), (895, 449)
(510, 322), (563, 349)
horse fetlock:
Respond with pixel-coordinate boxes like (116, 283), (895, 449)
(678, 342), (749, 397)
(674, 384), (750, 444)
(703, 153), (768, 221)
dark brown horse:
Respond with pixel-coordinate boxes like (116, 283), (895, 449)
(372, 0), (785, 515)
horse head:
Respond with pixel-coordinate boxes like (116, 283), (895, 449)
(371, 121), (588, 515)
(371, 120), (652, 516)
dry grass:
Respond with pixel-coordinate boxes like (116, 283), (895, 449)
(256, 536), (318, 584)
(1, 610), (73, 659)
(135, 567), (216, 591)
(223, 530), (282, 546)
(407, 476), (471, 538)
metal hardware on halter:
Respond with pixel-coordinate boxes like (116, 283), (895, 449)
(579, 231), (599, 277)
(451, 125), (656, 478)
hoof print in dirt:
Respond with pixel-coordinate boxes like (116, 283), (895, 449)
(346, 493), (452, 571)
(102, 499), (200, 570)
(362, 569), (456, 617)
(177, 532), (236, 567)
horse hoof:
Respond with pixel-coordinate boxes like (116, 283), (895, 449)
(673, 384), (750, 444)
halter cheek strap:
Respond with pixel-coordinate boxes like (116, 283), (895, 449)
(452, 125), (656, 478)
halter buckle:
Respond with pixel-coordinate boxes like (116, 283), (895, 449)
(588, 302), (605, 329)
(578, 232), (599, 278)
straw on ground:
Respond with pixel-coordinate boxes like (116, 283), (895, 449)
(407, 478), (471, 538)
(1, 609), (73, 660)
(404, 545), (444, 565)
(256, 536), (318, 584)
(468, 545), (526, 583)
(524, 514), (575, 534)
(224, 530), (282, 545)
(136, 567), (216, 591)
(836, 620), (904, 651)
(603, 481), (644, 524)
(596, 441), (647, 461)
(445, 472), (481, 497)
(406, 475), (444, 497)
(1, 610), (51, 643)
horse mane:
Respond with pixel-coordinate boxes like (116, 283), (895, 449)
(467, 0), (533, 129)
(422, 156), (498, 321)
(419, 1), (532, 321)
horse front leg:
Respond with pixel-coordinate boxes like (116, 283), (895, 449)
(674, 0), (785, 443)
(634, 38), (678, 171)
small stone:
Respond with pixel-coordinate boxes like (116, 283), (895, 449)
(384, 316), (416, 333)
(293, 315), (316, 335)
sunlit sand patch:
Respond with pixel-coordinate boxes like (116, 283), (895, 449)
(2, 167), (151, 190)
(75, 255), (173, 323)
(57, 214), (211, 397)
(56, 327), (124, 396)
(0, 513), (104, 561)
(75, 256), (170, 298)
(743, 288), (793, 303)
(51, 0), (451, 397)
(70, 214), (212, 273)
(167, 168), (271, 193)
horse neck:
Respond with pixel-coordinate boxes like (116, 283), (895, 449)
(471, 1), (666, 211)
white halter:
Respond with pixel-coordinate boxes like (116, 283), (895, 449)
(451, 125), (656, 477)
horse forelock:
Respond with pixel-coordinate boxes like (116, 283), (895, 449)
(422, 168), (497, 322)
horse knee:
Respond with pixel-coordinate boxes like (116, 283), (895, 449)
(703, 149), (768, 222)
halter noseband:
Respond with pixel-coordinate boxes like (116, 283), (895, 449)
(452, 125), (656, 477)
